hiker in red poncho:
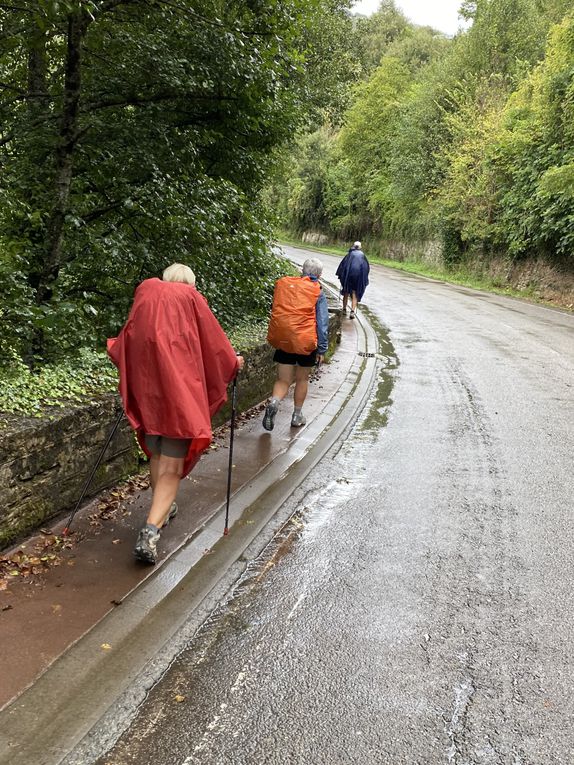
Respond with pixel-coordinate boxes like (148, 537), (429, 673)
(107, 263), (244, 565)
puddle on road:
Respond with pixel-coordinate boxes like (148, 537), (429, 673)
(166, 472), (365, 669)
(300, 476), (359, 542)
(358, 307), (399, 434)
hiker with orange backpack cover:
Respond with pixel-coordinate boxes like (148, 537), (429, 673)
(263, 258), (329, 431)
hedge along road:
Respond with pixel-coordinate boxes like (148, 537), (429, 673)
(95, 244), (573, 764)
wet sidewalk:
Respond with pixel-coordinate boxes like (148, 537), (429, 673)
(0, 317), (361, 712)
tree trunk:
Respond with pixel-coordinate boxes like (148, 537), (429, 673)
(35, 11), (89, 307)
(27, 29), (48, 116)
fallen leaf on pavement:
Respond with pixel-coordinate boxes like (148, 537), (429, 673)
(174, 694), (186, 703)
(101, 643), (112, 650)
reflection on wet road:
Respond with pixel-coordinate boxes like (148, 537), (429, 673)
(99, 246), (574, 765)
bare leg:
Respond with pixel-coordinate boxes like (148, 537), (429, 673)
(351, 291), (358, 312)
(294, 366), (311, 408)
(272, 363), (296, 400)
(149, 454), (159, 491)
(146, 454), (184, 528)
(342, 293), (349, 312)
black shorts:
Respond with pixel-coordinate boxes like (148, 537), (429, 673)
(144, 434), (191, 458)
(273, 348), (317, 367)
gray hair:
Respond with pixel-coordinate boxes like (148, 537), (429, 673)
(302, 258), (323, 278)
(162, 263), (196, 285)
(353, 241), (361, 249)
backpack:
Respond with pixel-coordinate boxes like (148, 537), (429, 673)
(267, 276), (320, 355)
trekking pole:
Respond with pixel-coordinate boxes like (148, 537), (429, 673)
(63, 408), (124, 536)
(223, 374), (238, 536)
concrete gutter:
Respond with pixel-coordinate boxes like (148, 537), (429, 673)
(0, 300), (379, 765)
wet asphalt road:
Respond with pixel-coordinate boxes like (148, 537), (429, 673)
(98, 247), (574, 765)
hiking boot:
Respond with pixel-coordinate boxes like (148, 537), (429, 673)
(263, 401), (279, 431)
(291, 412), (306, 428)
(134, 526), (160, 565)
(162, 501), (178, 527)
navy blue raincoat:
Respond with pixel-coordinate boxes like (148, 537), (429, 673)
(336, 247), (370, 302)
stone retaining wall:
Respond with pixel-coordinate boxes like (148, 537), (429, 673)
(0, 310), (341, 549)
(0, 397), (137, 548)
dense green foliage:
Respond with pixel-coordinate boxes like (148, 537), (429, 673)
(0, 317), (268, 417)
(0, 0), (353, 368)
(0, 348), (117, 415)
(276, 0), (574, 272)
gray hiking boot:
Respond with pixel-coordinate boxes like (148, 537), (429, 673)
(291, 412), (306, 428)
(162, 501), (178, 527)
(263, 401), (279, 431)
(134, 526), (160, 565)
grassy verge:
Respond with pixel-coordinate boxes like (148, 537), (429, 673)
(277, 232), (558, 306)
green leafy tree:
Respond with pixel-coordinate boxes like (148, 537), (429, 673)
(338, 55), (413, 235)
(0, 0), (353, 364)
(495, 13), (574, 261)
(275, 0), (574, 281)
(431, 76), (508, 253)
(353, 0), (409, 73)
(457, 0), (547, 80)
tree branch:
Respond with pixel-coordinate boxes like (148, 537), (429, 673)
(66, 285), (115, 299)
(82, 200), (126, 222)
(93, 0), (140, 14)
(0, 4), (32, 11)
(84, 90), (239, 112)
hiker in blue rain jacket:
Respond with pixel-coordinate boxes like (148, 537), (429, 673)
(336, 241), (370, 319)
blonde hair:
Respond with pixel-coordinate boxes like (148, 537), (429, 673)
(162, 263), (196, 285)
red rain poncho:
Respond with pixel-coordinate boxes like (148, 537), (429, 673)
(107, 278), (239, 476)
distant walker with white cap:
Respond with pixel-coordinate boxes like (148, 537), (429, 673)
(336, 241), (370, 318)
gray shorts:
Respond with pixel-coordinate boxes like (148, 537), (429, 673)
(144, 434), (191, 459)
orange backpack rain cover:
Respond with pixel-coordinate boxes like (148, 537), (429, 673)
(267, 276), (320, 355)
